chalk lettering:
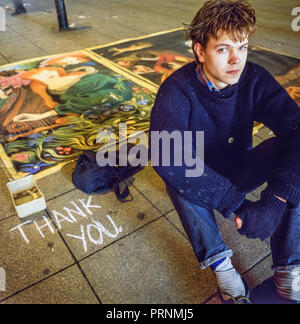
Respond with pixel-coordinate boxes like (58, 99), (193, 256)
(8, 197), (122, 253)
(52, 210), (75, 230)
(34, 216), (55, 239)
(66, 216), (122, 252)
(63, 201), (88, 221)
(79, 196), (102, 215)
(66, 225), (88, 253)
(9, 220), (32, 244)
(87, 216), (122, 245)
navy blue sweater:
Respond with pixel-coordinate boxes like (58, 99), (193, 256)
(149, 61), (300, 216)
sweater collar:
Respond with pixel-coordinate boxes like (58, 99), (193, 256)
(196, 63), (237, 94)
(196, 64), (221, 93)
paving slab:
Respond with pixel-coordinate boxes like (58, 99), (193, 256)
(0, 26), (48, 62)
(46, 185), (162, 260)
(2, 265), (99, 304)
(214, 210), (271, 274)
(0, 213), (74, 301)
(205, 294), (223, 304)
(95, 5), (183, 35)
(0, 54), (8, 66)
(0, 169), (16, 220)
(36, 162), (76, 201)
(5, 9), (147, 54)
(243, 255), (273, 289)
(128, 166), (174, 215)
(79, 217), (218, 304)
(24, 33), (83, 56)
(164, 210), (187, 239)
(58, 29), (114, 50)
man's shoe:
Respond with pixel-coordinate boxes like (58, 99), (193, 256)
(221, 279), (252, 304)
(11, 7), (27, 16)
(222, 295), (252, 304)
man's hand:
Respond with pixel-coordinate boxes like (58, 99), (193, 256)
(234, 191), (288, 240)
(235, 216), (243, 230)
(235, 195), (287, 230)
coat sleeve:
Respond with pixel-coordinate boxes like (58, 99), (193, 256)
(149, 78), (246, 216)
(253, 68), (300, 207)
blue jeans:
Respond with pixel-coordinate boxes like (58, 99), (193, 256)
(166, 138), (300, 269)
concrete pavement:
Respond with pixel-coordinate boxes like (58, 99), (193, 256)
(0, 0), (299, 304)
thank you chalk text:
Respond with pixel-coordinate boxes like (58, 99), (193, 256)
(9, 196), (123, 253)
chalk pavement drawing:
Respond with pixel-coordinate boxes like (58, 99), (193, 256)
(0, 51), (156, 180)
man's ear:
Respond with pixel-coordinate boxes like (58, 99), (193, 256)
(194, 43), (205, 63)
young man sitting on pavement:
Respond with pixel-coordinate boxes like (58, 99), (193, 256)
(150, 0), (300, 304)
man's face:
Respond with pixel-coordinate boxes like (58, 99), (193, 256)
(194, 32), (249, 90)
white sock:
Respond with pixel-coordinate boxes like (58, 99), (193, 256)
(213, 257), (246, 299)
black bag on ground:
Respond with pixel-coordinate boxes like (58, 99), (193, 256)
(72, 144), (144, 202)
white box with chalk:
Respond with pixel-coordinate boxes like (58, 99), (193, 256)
(7, 175), (47, 219)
